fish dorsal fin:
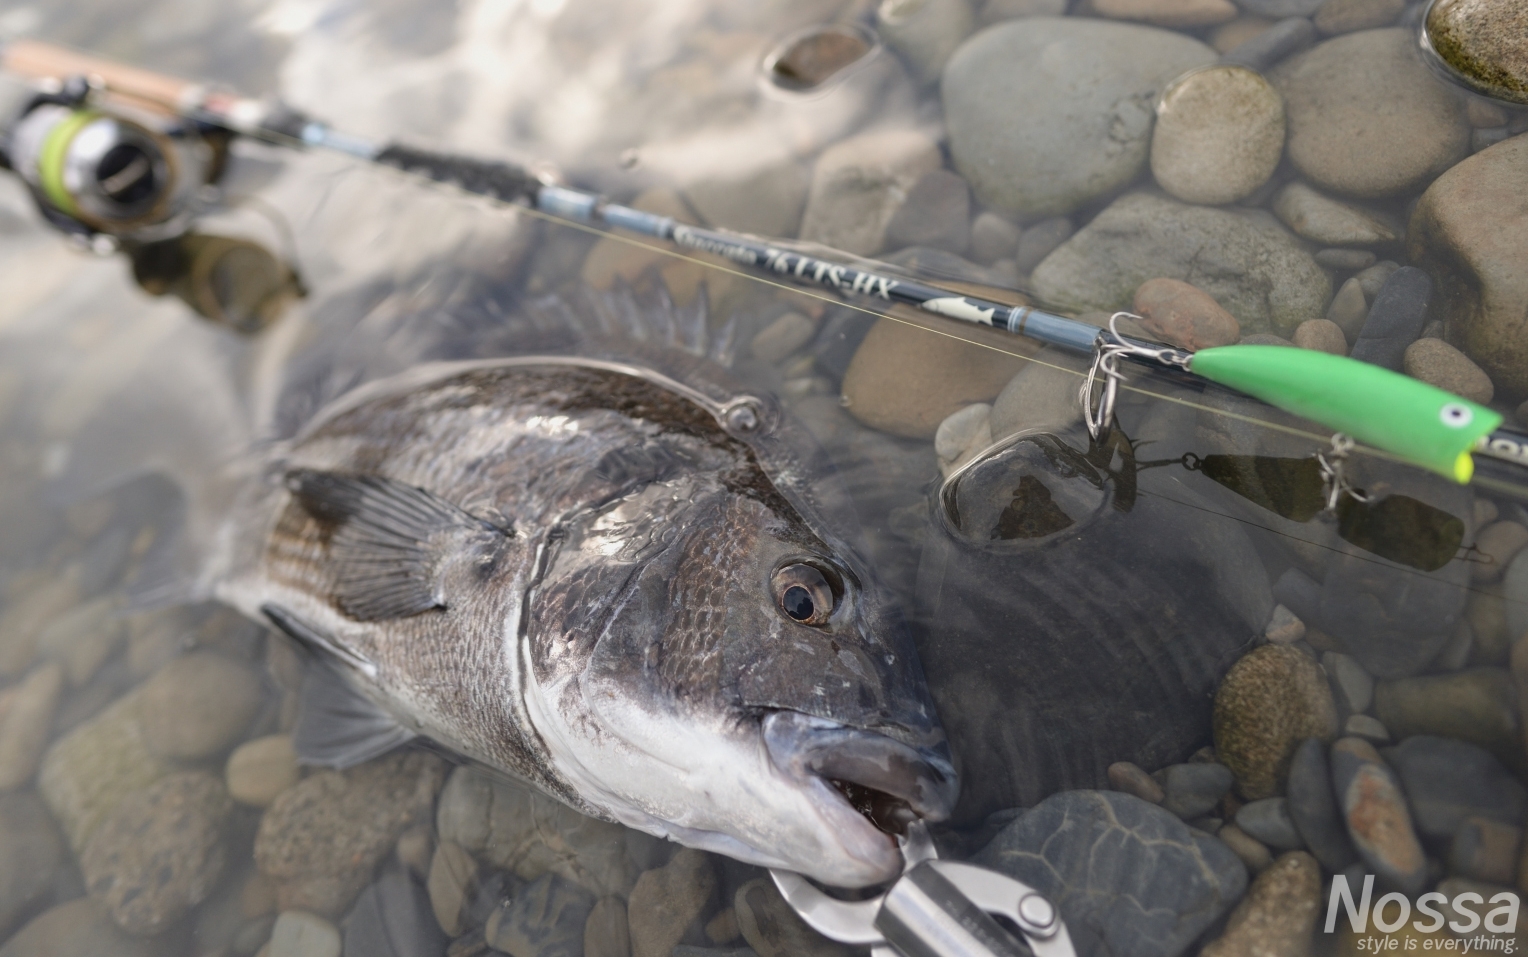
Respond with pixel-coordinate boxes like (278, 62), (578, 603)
(286, 469), (512, 621)
(261, 603), (417, 768)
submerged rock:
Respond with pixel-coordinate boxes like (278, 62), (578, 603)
(1213, 645), (1339, 800)
(0, 663), (64, 791)
(0, 793), (66, 938)
(943, 18), (1216, 218)
(1149, 65), (1285, 205)
(1030, 192), (1330, 337)
(1330, 737), (1427, 894)
(734, 878), (853, 957)
(342, 863), (446, 957)
(1424, 0), (1528, 105)
(627, 849), (716, 957)
(1373, 669), (1522, 773)
(1286, 738), (1359, 871)
(975, 791), (1247, 957)
(1380, 735), (1526, 841)
(1200, 852), (1321, 957)
(485, 874), (595, 957)
(797, 130), (942, 257)
(0, 898), (159, 957)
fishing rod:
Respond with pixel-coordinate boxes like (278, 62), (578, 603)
(5, 38), (1528, 488)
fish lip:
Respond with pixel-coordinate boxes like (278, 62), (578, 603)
(761, 710), (958, 827)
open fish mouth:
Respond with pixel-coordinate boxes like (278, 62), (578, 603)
(762, 710), (957, 844)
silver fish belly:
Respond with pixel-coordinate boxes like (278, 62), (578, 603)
(216, 356), (956, 888)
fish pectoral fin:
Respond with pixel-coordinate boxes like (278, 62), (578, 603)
(286, 468), (512, 621)
(293, 662), (419, 769)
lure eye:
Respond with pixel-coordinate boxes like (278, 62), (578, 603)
(1440, 403), (1474, 428)
(771, 562), (838, 626)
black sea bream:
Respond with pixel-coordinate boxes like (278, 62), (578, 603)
(211, 338), (955, 887)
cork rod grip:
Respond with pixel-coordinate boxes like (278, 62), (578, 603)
(2, 39), (195, 111)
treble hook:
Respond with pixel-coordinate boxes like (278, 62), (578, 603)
(1079, 312), (1192, 439)
(1315, 433), (1370, 513)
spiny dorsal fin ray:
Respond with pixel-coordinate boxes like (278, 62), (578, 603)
(286, 469), (512, 621)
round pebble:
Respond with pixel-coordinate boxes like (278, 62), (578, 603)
(139, 652), (264, 760)
(227, 735), (300, 808)
(877, 0), (976, 86)
(1272, 29), (1469, 198)
(1215, 824), (1273, 873)
(1425, 0), (1528, 105)
(1132, 278), (1241, 350)
(425, 841), (476, 938)
(1150, 65), (1285, 204)
(1107, 761), (1165, 804)
(1313, 0), (1402, 35)
(1473, 521), (1528, 583)
(969, 212), (1021, 265)
(1091, 0), (1238, 29)
(1324, 277), (1369, 339)
(269, 911), (341, 957)
(1201, 852), (1321, 957)
(749, 312), (816, 365)
(1271, 181), (1398, 245)
(1213, 645), (1339, 800)
(1330, 737), (1427, 894)
(1401, 337), (1495, 404)
(1292, 319), (1347, 355)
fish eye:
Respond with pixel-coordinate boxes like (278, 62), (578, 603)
(1440, 403), (1473, 428)
(771, 562), (838, 626)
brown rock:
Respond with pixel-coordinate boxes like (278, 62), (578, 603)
(0, 663), (64, 791)
(1425, 0), (1528, 105)
(1213, 645), (1339, 800)
(1408, 134), (1528, 396)
(1132, 278), (1240, 350)
(1150, 65), (1285, 205)
(1090, 0), (1238, 29)
(627, 849), (717, 957)
(1473, 521), (1528, 583)
(1313, 0), (1402, 34)
(585, 896), (631, 957)
(1448, 817), (1522, 884)
(139, 652), (264, 761)
(1374, 668), (1523, 774)
(1202, 851), (1320, 957)
(1217, 824), (1273, 874)
(1211, 16), (1277, 54)
(1292, 319), (1347, 355)
(225, 735), (299, 808)
(1107, 761), (1165, 804)
(1331, 737), (1427, 893)
(1402, 338), (1495, 404)
(840, 315), (1032, 438)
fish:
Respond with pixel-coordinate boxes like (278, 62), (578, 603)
(197, 277), (956, 889)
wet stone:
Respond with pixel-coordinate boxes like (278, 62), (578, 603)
(1349, 266), (1434, 371)
(969, 212), (1021, 265)
(255, 751), (446, 917)
(0, 792), (65, 938)
(140, 652), (265, 761)
(1132, 278), (1241, 350)
(1424, 0), (1528, 105)
(683, 161), (809, 240)
(584, 896), (630, 957)
(342, 863), (446, 957)
(1271, 29), (1469, 198)
(1160, 762), (1235, 819)
(270, 911), (342, 957)
(734, 877), (855, 957)
(427, 841), (477, 938)
(1217, 824), (1273, 873)
(235, 915), (275, 956)
(1271, 181), (1398, 246)
(1108, 760), (1166, 804)
(81, 770), (232, 935)
(1403, 338), (1495, 405)
(1235, 798), (1304, 851)
(34, 598), (122, 688)
(1265, 604), (1307, 644)
(748, 312), (816, 365)
(979, 0), (1069, 20)
(975, 791), (1247, 957)
(705, 907), (739, 946)
(1292, 319), (1347, 355)
(1474, 521), (1528, 584)
(1211, 16), (1276, 53)
(884, 169), (973, 254)
(227, 735), (300, 808)
(37, 691), (172, 850)
(1354, 259), (1400, 301)
(0, 662), (64, 791)
(943, 18), (1216, 218)
(1330, 737), (1427, 894)
(628, 848), (716, 957)
(1342, 714), (1389, 743)
(1312, 0), (1403, 34)
(1200, 851), (1321, 957)
(1382, 735), (1526, 842)
(1232, 0), (1322, 18)
(0, 897), (158, 957)
(1286, 738), (1358, 871)
(1323, 652), (1373, 717)
(1325, 277), (1369, 340)
(1091, 0), (1238, 28)
(1213, 644), (1339, 800)
(1031, 192), (1330, 337)
(798, 129), (942, 257)
(876, 0), (976, 87)
(485, 873), (595, 957)
(1374, 669), (1523, 774)
(1219, 16), (1315, 70)
(1149, 65), (1284, 204)
(934, 403), (992, 475)
(1448, 817), (1522, 884)
(1314, 248), (1376, 271)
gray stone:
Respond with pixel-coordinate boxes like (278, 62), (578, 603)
(0, 793), (65, 938)
(683, 162), (810, 241)
(1382, 735), (1526, 842)
(734, 878), (854, 957)
(934, 403), (992, 475)
(749, 312), (816, 365)
(1219, 16), (1316, 70)
(979, 0), (1068, 21)
(1349, 266), (1433, 370)
(1108, 761), (1166, 804)
(1160, 763), (1235, 819)
(256, 751), (447, 917)
(1330, 737), (1427, 894)
(1447, 818), (1522, 885)
(1343, 714), (1390, 743)
(1200, 852), (1322, 957)
(1213, 644), (1339, 800)
(1235, 798), (1304, 851)
(628, 849), (716, 957)
(943, 18), (1216, 218)
(342, 864), (447, 957)
(426, 841), (477, 938)
(1264, 605), (1306, 644)
(1473, 521), (1528, 584)
(0, 898), (158, 957)
(877, 0), (976, 86)
(1313, 0), (1403, 34)
(1374, 669), (1523, 775)
(1150, 65), (1285, 205)
(988, 348), (1089, 438)
(1286, 738), (1358, 870)
(486, 874), (596, 957)
(139, 652), (264, 760)
(81, 771), (231, 935)
(1032, 192), (1330, 338)
(799, 129), (942, 256)
(270, 910), (342, 957)
(0, 663), (63, 791)
(1012, 217), (1072, 275)
(1325, 277), (1369, 339)
(884, 169), (972, 254)
(1216, 824), (1273, 873)
(1323, 652), (1373, 716)
(1271, 29), (1469, 198)
(969, 212), (1021, 265)
(1271, 181), (1398, 245)
(1403, 338), (1495, 404)
(1408, 134), (1528, 396)
(1354, 259), (1399, 301)
(974, 791), (1246, 957)
(1231, 0), (1323, 18)
(1314, 248), (1376, 271)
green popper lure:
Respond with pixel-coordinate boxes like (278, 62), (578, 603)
(1188, 345), (1502, 483)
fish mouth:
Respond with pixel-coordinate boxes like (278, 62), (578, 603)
(762, 710), (957, 847)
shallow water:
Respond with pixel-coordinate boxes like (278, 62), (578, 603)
(0, 0), (1525, 956)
